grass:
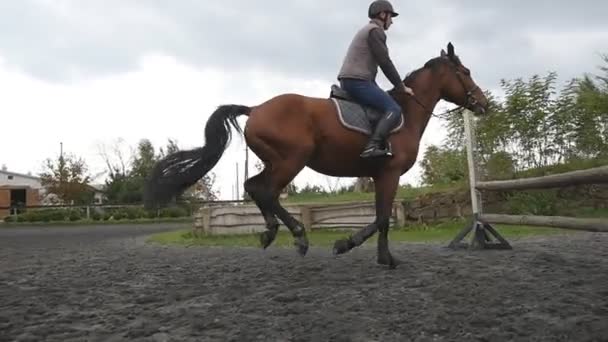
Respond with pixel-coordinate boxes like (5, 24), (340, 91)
(281, 183), (466, 204)
(147, 219), (572, 248)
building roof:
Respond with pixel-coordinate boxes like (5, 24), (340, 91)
(0, 170), (41, 181)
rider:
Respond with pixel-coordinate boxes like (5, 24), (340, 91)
(338, 0), (414, 158)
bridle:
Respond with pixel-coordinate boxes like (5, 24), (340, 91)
(402, 62), (483, 120)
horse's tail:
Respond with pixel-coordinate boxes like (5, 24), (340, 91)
(144, 104), (251, 208)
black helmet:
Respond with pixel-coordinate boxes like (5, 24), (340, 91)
(368, 0), (399, 19)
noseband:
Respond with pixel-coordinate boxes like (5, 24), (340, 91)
(454, 69), (481, 109)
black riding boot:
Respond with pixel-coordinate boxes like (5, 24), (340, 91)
(360, 111), (400, 159)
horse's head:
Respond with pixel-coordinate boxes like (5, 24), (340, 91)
(438, 42), (488, 115)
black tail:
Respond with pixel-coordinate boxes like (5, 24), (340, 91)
(144, 104), (251, 208)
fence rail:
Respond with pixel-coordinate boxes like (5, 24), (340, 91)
(450, 110), (608, 249)
(476, 165), (608, 191)
(479, 214), (608, 232)
(194, 202), (405, 235)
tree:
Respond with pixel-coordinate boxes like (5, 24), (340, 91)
(98, 139), (135, 204)
(483, 151), (517, 181)
(440, 61), (608, 174)
(97, 136), (223, 204)
(39, 153), (94, 205)
(158, 138), (180, 159)
(130, 139), (156, 180)
(419, 145), (467, 186)
(181, 172), (219, 201)
(353, 177), (374, 192)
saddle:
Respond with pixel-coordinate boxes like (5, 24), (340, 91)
(329, 84), (403, 136)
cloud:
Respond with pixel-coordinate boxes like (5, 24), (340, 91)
(1, 0), (607, 199)
(3, 0), (606, 88)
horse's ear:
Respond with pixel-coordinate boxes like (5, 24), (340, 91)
(440, 49), (447, 57)
(447, 42), (455, 57)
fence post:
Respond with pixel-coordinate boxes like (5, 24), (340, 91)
(463, 110), (481, 215)
(394, 202), (406, 228)
(300, 206), (313, 231)
(202, 207), (211, 234)
(449, 110), (512, 250)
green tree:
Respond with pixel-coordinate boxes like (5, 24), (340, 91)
(101, 139), (157, 204)
(102, 138), (220, 204)
(483, 151), (517, 181)
(39, 153), (94, 205)
(130, 139), (156, 180)
(158, 138), (180, 159)
(419, 145), (467, 186)
(181, 172), (219, 201)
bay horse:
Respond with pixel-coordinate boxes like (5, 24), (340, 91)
(144, 42), (489, 269)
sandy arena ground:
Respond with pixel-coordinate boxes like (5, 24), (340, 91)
(1, 223), (607, 341)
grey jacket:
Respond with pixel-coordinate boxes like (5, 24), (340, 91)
(337, 19), (402, 88)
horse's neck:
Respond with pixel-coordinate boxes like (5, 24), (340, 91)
(402, 69), (442, 139)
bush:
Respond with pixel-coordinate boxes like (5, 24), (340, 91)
(68, 210), (82, 221)
(145, 210), (158, 219)
(1, 205), (190, 223)
(91, 212), (102, 221)
(160, 207), (188, 218)
(505, 190), (562, 216)
(103, 212), (113, 221)
(113, 211), (126, 220)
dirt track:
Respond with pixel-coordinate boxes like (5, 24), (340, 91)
(1, 224), (607, 342)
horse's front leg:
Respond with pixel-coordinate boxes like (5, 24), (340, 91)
(333, 171), (401, 268)
(373, 171), (401, 269)
(332, 222), (378, 255)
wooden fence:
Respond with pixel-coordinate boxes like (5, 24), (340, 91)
(476, 165), (608, 232)
(193, 201), (407, 235)
(450, 111), (608, 249)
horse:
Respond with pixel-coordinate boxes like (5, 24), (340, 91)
(143, 42), (489, 269)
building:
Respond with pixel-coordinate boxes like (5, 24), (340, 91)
(0, 166), (107, 218)
(0, 168), (42, 218)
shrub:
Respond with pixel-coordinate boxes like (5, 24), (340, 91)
(160, 207), (188, 218)
(505, 190), (562, 216)
(91, 212), (102, 221)
(68, 210), (82, 221)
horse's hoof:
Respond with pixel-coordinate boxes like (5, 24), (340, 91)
(260, 231), (274, 249)
(332, 239), (353, 255)
(377, 254), (398, 269)
(294, 236), (309, 256)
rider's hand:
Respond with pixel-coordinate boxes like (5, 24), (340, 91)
(399, 84), (415, 96)
(404, 86), (415, 96)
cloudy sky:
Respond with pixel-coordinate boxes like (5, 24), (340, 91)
(1, 0), (606, 199)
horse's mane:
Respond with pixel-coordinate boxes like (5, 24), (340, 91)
(403, 55), (459, 86)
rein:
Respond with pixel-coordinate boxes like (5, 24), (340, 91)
(409, 95), (463, 120)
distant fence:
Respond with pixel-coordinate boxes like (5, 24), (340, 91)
(190, 186), (491, 234)
(193, 202), (407, 235)
(0, 200), (245, 222)
(2, 193), (479, 227)
(459, 110), (608, 236)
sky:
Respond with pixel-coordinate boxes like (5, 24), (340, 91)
(1, 0), (607, 200)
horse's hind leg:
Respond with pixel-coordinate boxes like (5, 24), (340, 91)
(266, 158), (310, 256)
(244, 170), (280, 249)
(245, 135), (311, 256)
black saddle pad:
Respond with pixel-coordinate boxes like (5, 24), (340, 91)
(329, 84), (403, 135)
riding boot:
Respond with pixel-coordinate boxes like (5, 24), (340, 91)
(360, 111), (399, 158)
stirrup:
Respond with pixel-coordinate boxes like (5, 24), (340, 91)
(360, 142), (393, 158)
